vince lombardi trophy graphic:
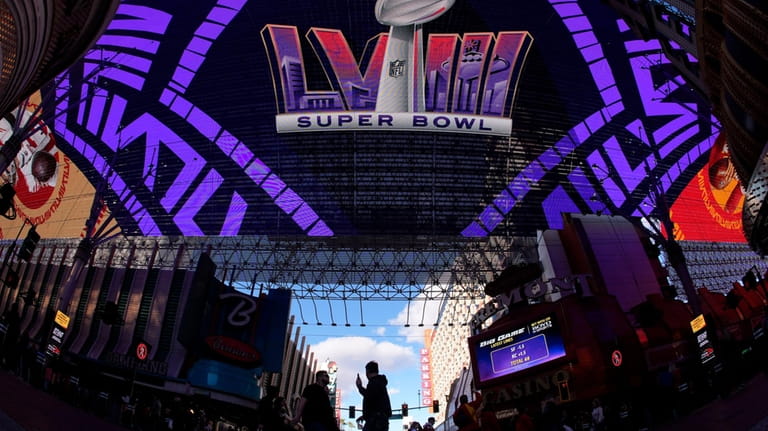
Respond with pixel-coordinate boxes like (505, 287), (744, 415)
(375, 0), (456, 112)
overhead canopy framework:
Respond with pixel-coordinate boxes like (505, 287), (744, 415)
(27, 234), (539, 302)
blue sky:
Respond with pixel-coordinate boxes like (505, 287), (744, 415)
(290, 298), (444, 430)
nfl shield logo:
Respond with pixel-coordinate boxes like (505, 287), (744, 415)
(389, 59), (406, 78)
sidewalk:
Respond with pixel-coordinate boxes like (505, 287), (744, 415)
(0, 370), (125, 431)
(654, 372), (768, 431)
(1, 367), (766, 430)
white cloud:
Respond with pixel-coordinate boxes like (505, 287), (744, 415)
(375, 326), (386, 336)
(387, 294), (444, 343)
(310, 336), (417, 406)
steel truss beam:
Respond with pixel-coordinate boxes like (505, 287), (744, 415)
(8, 235), (538, 302)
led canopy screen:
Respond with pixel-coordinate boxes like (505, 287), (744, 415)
(470, 313), (567, 384)
(37, 0), (719, 239)
(670, 133), (746, 243)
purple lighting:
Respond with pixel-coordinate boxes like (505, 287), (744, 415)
(173, 169), (224, 236)
(275, 188), (303, 214)
(261, 175), (287, 199)
(222, 192), (246, 236)
(542, 187), (580, 229)
(563, 16), (592, 33)
(245, 159), (271, 185)
(538, 148), (562, 171)
(568, 168), (609, 214)
(51, 0), (717, 239)
(493, 190), (516, 215)
(109, 5), (172, 32)
(479, 206), (504, 231)
(62, 2), (334, 237)
(462, 222), (489, 237)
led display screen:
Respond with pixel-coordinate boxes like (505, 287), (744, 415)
(470, 313), (567, 385)
(670, 133), (746, 242)
(20, 0), (719, 239)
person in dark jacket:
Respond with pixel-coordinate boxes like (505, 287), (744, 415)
(259, 385), (294, 430)
(292, 370), (340, 431)
(356, 361), (392, 431)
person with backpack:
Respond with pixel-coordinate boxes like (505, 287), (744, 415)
(452, 393), (481, 431)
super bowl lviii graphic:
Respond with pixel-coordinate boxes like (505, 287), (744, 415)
(0, 0), (721, 240)
(262, 15), (532, 135)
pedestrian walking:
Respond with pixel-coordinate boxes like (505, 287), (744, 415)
(355, 361), (392, 431)
(292, 370), (339, 431)
(422, 417), (436, 431)
(452, 393), (481, 431)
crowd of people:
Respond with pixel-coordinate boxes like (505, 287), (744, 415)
(258, 360), (395, 431)
(447, 392), (611, 431)
(1, 304), (406, 431)
(406, 417), (436, 430)
(0, 303), (249, 430)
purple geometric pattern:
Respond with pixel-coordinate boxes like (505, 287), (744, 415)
(55, 2), (332, 237)
(49, 1), (717, 239)
(462, 3), (715, 235)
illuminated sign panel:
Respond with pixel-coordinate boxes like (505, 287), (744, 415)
(263, 24), (530, 135)
(420, 348), (433, 406)
(47, 311), (71, 359)
(470, 314), (567, 385)
(21, 0), (719, 239)
(670, 133), (746, 243)
(690, 314), (706, 333)
(275, 112), (512, 136)
(54, 310), (70, 329)
(690, 314), (717, 365)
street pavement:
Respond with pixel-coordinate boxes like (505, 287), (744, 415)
(655, 372), (768, 431)
(0, 368), (767, 430)
(0, 370), (124, 431)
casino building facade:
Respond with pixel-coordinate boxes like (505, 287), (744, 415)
(0, 235), (319, 419)
(434, 215), (767, 427)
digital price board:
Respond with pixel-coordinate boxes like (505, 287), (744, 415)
(471, 314), (567, 384)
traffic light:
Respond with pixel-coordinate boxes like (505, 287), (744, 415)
(432, 399), (439, 413)
(17, 225), (40, 261)
(348, 406), (355, 418)
(4, 269), (19, 289)
(401, 403), (408, 417)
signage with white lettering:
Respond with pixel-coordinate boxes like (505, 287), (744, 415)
(105, 351), (169, 375)
(483, 369), (571, 402)
(471, 274), (592, 331)
(46, 311), (70, 359)
(690, 314), (717, 366)
(218, 293), (259, 327)
(205, 335), (261, 365)
(471, 314), (567, 384)
(276, 112), (512, 136)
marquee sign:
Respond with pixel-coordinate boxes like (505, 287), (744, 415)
(420, 348), (433, 406)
